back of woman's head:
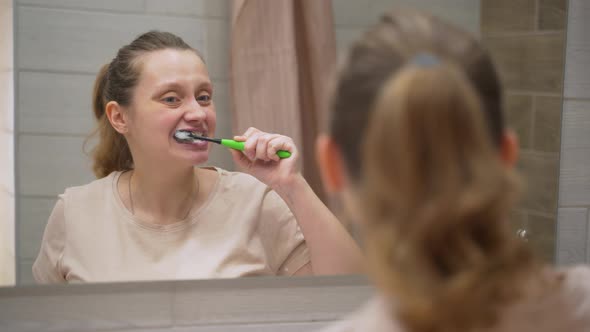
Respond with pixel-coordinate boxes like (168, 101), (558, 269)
(88, 31), (199, 178)
(330, 10), (540, 332)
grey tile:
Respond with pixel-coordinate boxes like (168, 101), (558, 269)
(18, 135), (95, 196)
(539, 0), (567, 30)
(203, 18), (229, 80)
(563, 0), (590, 98)
(18, 196), (58, 260)
(145, 0), (229, 18)
(17, 0), (146, 13)
(533, 96), (562, 153)
(484, 33), (566, 93)
(558, 147), (590, 206)
(556, 208), (587, 265)
(560, 100), (590, 150)
(481, 0), (535, 34)
(17, 258), (34, 285)
(17, 7), (206, 73)
(18, 71), (96, 135)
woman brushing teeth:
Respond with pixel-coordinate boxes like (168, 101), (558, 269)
(32, 30), (363, 283)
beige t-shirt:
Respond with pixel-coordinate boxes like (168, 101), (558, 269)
(33, 168), (310, 283)
(320, 265), (590, 332)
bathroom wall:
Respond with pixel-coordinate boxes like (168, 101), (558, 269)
(481, 0), (567, 262)
(0, 0), (15, 286)
(556, 0), (590, 264)
(14, 0), (232, 284)
(333, 0), (480, 56)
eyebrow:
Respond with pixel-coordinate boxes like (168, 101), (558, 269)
(154, 80), (213, 95)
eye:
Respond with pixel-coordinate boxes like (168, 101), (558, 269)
(162, 95), (180, 104)
(196, 93), (212, 105)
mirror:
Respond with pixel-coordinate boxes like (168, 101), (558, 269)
(3, 0), (568, 286)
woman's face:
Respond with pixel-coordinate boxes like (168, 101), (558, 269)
(125, 49), (216, 167)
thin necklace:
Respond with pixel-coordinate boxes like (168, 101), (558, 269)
(128, 170), (199, 221)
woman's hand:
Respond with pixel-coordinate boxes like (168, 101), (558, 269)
(230, 127), (300, 190)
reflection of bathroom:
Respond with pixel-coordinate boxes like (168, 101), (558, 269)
(0, 0), (588, 287)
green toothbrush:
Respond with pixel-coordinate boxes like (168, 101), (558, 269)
(174, 129), (291, 159)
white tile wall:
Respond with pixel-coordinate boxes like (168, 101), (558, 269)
(18, 0), (146, 13)
(17, 7), (207, 74)
(18, 197), (57, 261)
(0, 130), (14, 193)
(18, 135), (95, 196)
(0, 71), (14, 132)
(0, 0), (13, 72)
(557, 0), (590, 264)
(0, 190), (15, 256)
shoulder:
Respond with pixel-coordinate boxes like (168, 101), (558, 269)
(60, 172), (118, 211)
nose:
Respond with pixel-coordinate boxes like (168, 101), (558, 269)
(183, 100), (207, 122)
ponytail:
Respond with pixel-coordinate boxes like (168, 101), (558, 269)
(360, 63), (538, 332)
(85, 63), (133, 178)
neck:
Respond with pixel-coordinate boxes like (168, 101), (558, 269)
(129, 162), (198, 225)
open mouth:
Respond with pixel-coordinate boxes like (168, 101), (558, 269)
(173, 129), (208, 144)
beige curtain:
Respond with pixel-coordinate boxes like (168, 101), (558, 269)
(230, 0), (337, 201)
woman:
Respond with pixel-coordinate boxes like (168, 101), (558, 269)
(316, 10), (590, 332)
(33, 31), (362, 283)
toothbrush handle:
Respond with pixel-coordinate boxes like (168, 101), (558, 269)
(221, 139), (291, 159)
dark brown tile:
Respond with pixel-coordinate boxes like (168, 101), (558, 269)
(527, 213), (556, 262)
(481, 0), (536, 34)
(539, 0), (567, 30)
(533, 96), (563, 152)
(505, 95), (533, 149)
(518, 152), (559, 215)
(484, 33), (566, 93)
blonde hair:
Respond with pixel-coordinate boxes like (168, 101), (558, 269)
(87, 31), (202, 178)
(330, 10), (541, 332)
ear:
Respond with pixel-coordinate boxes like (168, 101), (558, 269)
(500, 129), (519, 168)
(316, 134), (348, 193)
(105, 101), (129, 134)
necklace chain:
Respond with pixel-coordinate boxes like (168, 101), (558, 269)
(128, 170), (199, 221)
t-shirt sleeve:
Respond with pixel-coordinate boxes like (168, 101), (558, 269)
(32, 196), (67, 284)
(258, 189), (311, 276)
